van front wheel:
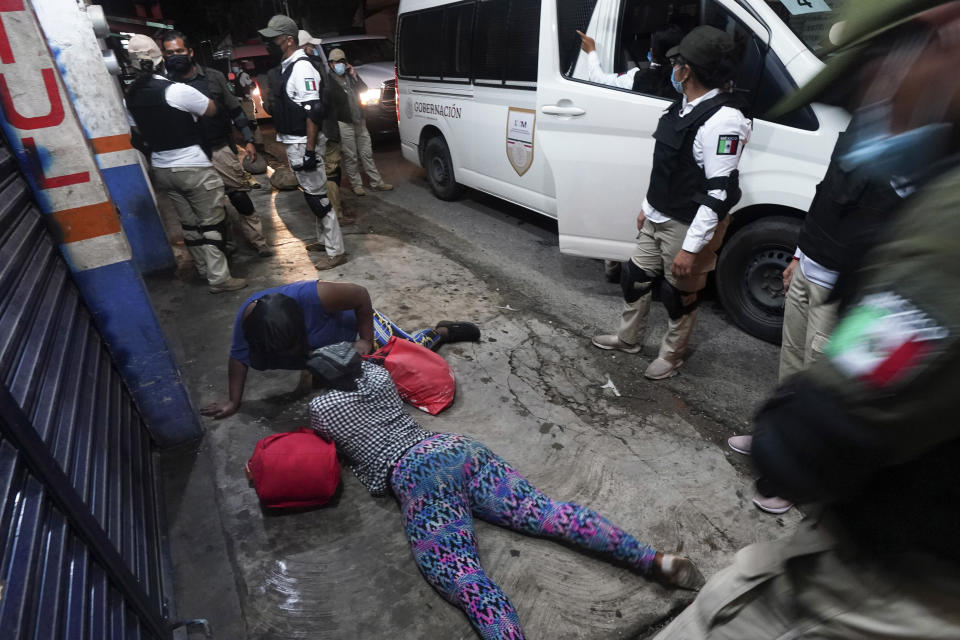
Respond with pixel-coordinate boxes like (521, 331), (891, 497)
(423, 136), (463, 201)
(715, 216), (801, 344)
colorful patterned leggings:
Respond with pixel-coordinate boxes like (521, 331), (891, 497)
(372, 309), (441, 350)
(390, 433), (659, 640)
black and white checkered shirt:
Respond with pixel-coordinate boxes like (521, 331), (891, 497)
(309, 361), (433, 496)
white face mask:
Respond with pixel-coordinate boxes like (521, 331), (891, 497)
(333, 62), (346, 76)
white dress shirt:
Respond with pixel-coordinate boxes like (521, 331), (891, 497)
(643, 88), (752, 253)
(125, 75), (212, 168)
(585, 50), (643, 89)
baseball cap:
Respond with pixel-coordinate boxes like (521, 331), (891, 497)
(298, 30), (322, 47)
(258, 14), (298, 39)
(768, 0), (960, 118)
(328, 48), (346, 62)
(127, 34), (162, 68)
(666, 26), (734, 70)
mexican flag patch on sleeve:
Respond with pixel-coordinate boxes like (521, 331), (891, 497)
(304, 78), (317, 92)
(717, 135), (739, 155)
(826, 292), (949, 388)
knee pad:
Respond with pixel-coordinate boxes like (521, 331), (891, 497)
(620, 260), (655, 303)
(227, 190), (256, 216)
(182, 220), (227, 251)
(659, 280), (699, 320)
(303, 192), (332, 218)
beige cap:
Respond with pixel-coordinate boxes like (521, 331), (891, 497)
(127, 34), (162, 69)
(298, 29), (321, 47)
(327, 48), (346, 62)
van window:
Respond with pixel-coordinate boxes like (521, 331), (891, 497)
(474, 0), (540, 88)
(442, 3), (474, 80)
(560, 0), (819, 129)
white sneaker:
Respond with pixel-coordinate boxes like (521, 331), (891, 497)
(753, 494), (793, 514)
(591, 334), (642, 354)
(644, 357), (682, 380)
(727, 435), (753, 455)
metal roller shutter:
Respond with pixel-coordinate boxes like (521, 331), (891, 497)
(0, 131), (172, 639)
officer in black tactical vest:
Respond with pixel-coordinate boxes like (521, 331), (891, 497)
(259, 15), (346, 271)
(160, 30), (273, 258)
(593, 26), (751, 380)
(656, 2), (960, 637)
(124, 34), (246, 293)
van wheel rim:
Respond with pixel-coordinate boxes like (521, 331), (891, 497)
(430, 156), (449, 185)
(745, 248), (790, 312)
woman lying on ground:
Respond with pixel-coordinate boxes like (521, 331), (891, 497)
(306, 342), (705, 640)
(201, 279), (480, 418)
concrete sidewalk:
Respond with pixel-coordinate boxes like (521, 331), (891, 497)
(149, 169), (797, 639)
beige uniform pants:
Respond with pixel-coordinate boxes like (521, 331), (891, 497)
(617, 216), (729, 346)
(338, 120), (384, 189)
(151, 166), (231, 285)
(324, 140), (344, 221)
(778, 266), (839, 381)
(655, 517), (960, 640)
(210, 144), (267, 251)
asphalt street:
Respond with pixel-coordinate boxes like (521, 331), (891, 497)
(151, 135), (795, 640)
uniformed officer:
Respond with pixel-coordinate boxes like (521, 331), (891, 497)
(592, 26), (751, 380)
(160, 30), (274, 258)
(125, 34), (246, 293)
(656, 2), (960, 637)
(259, 15), (347, 271)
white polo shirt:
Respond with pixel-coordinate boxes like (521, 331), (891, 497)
(125, 75), (212, 168)
(277, 50), (321, 145)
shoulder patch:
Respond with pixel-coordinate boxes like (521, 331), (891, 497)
(304, 77), (317, 92)
(716, 134), (739, 155)
(826, 292), (949, 388)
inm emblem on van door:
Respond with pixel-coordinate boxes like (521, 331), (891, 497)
(506, 107), (536, 176)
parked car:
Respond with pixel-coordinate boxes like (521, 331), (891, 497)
(396, 0), (851, 343)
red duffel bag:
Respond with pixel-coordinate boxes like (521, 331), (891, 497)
(366, 336), (456, 415)
(246, 428), (341, 508)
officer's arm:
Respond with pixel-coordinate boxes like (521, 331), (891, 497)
(752, 178), (960, 504)
(203, 98), (217, 117)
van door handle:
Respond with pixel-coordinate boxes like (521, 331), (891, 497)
(541, 104), (586, 116)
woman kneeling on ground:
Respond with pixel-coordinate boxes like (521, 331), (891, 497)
(306, 342), (705, 640)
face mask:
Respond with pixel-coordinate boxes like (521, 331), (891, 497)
(670, 67), (684, 94)
(164, 54), (192, 76)
(333, 62), (346, 76)
(265, 40), (284, 64)
(231, 66), (240, 74)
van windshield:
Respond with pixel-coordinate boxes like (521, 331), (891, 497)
(764, 0), (850, 59)
(321, 39), (395, 66)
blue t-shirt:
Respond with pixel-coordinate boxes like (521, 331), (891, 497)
(230, 280), (358, 369)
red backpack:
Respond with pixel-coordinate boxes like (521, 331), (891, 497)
(246, 428), (341, 508)
(365, 336), (456, 415)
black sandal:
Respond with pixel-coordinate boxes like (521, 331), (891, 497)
(436, 321), (481, 343)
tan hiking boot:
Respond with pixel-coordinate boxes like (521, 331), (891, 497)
(352, 186), (366, 196)
(209, 277), (247, 294)
(314, 254), (347, 270)
(372, 182), (393, 191)
(305, 242), (326, 252)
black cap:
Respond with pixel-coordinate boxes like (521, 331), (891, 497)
(667, 26), (734, 69)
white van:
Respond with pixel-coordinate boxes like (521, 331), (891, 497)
(395, 0), (850, 342)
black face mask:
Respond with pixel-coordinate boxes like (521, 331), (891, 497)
(164, 54), (193, 76)
(265, 41), (285, 64)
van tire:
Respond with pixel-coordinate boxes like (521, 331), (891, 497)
(716, 216), (801, 344)
(424, 136), (463, 201)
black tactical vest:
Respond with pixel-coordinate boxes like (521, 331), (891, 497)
(182, 67), (232, 147)
(269, 57), (316, 137)
(798, 130), (904, 273)
(646, 92), (742, 224)
(126, 76), (204, 152)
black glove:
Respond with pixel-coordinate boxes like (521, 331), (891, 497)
(297, 149), (318, 172)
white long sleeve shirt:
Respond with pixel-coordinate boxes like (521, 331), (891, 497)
(643, 88), (752, 253)
(585, 50), (645, 89)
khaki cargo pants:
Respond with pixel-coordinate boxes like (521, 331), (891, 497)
(151, 165), (231, 285)
(655, 517), (960, 640)
(778, 266), (838, 381)
(210, 143), (267, 251)
(618, 216), (729, 345)
(338, 120), (385, 189)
